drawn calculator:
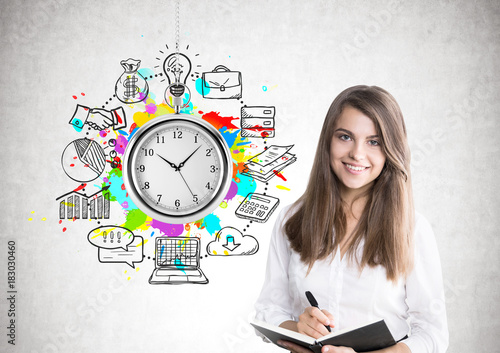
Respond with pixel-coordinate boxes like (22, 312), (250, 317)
(235, 193), (280, 223)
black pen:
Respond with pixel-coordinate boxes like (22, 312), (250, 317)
(305, 291), (331, 332)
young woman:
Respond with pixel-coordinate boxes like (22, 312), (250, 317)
(254, 86), (449, 353)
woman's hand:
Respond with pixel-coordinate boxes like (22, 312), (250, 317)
(277, 340), (314, 353)
(297, 306), (335, 339)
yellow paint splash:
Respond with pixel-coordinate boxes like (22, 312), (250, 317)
(132, 102), (175, 127)
(231, 134), (254, 164)
(276, 185), (290, 191)
(133, 216), (153, 232)
(223, 250), (229, 255)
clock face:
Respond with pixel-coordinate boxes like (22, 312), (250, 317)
(123, 114), (232, 224)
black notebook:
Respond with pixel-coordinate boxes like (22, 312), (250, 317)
(251, 318), (396, 353)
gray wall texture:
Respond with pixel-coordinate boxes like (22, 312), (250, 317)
(0, 0), (499, 352)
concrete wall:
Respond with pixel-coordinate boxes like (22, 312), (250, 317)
(1, 0), (498, 352)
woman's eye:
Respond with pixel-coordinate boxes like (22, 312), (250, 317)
(368, 140), (380, 146)
(340, 135), (351, 141)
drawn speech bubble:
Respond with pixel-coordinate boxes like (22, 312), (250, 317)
(98, 236), (144, 268)
(88, 226), (134, 250)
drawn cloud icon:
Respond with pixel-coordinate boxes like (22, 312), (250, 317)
(206, 226), (259, 256)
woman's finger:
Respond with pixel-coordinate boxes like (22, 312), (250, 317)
(278, 340), (315, 353)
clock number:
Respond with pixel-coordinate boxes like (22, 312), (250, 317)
(156, 136), (165, 143)
(205, 182), (211, 190)
(173, 131), (183, 139)
(206, 148), (212, 156)
(138, 165), (146, 172)
(144, 149), (154, 156)
(210, 165), (216, 173)
(193, 195), (198, 202)
(194, 135), (198, 143)
(175, 199), (181, 207)
(144, 182), (150, 189)
(157, 194), (162, 202)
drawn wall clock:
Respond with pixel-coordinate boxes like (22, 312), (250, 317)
(123, 113), (233, 224)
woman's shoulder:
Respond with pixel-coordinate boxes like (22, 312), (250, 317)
(275, 201), (302, 225)
(413, 211), (440, 254)
(414, 211), (435, 236)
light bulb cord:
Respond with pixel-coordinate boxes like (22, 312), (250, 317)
(175, 0), (180, 84)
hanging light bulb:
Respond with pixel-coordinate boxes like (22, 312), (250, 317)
(163, 53), (192, 113)
(163, 53), (192, 96)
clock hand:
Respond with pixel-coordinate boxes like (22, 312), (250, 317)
(156, 153), (179, 171)
(177, 170), (195, 197)
(177, 145), (202, 170)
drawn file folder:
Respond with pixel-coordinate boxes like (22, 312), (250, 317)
(241, 106), (275, 138)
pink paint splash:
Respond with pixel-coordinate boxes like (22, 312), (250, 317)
(115, 135), (128, 154)
(145, 103), (157, 114)
(224, 181), (238, 201)
(202, 111), (239, 130)
(148, 219), (184, 236)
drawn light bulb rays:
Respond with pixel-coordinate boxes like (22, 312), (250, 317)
(154, 44), (201, 84)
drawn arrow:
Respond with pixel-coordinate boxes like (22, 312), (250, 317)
(89, 185), (110, 198)
(222, 236), (240, 252)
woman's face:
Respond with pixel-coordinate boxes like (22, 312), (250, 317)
(330, 106), (386, 197)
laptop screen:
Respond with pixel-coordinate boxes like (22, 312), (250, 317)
(156, 237), (200, 269)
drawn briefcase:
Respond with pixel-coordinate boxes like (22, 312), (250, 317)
(241, 106), (275, 138)
(202, 65), (242, 99)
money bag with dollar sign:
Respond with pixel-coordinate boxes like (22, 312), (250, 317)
(115, 58), (149, 104)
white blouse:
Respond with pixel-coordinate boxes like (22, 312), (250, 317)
(254, 206), (449, 353)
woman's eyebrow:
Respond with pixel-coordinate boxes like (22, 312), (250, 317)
(334, 128), (379, 139)
(334, 128), (352, 135)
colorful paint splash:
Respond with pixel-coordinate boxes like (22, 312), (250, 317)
(94, 86), (258, 239)
(58, 61), (292, 253)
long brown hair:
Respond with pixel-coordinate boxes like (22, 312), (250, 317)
(284, 85), (414, 282)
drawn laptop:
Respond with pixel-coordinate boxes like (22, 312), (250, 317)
(149, 237), (208, 285)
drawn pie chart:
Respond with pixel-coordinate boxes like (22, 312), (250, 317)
(61, 138), (106, 182)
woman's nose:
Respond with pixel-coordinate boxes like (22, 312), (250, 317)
(349, 142), (366, 161)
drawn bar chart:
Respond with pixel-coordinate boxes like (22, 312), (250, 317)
(56, 186), (110, 220)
